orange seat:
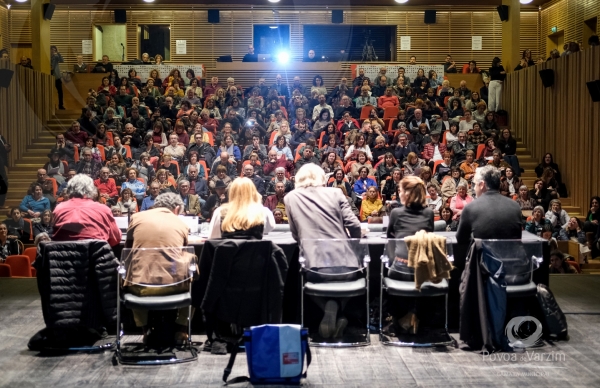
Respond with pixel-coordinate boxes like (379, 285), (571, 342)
(206, 131), (214, 146)
(280, 106), (288, 120)
(171, 160), (181, 176)
(269, 131), (278, 146)
(443, 96), (450, 106)
(73, 145), (80, 162)
(318, 132), (326, 148)
(97, 144), (107, 161)
(442, 131), (448, 145)
(0, 263), (11, 277)
(198, 160), (209, 179)
(123, 145), (132, 159)
(23, 247), (37, 265)
(345, 160), (356, 174)
(294, 143), (306, 163)
(5, 255), (32, 277)
(22, 218), (34, 241)
(383, 106), (399, 120)
(46, 177), (58, 196)
(476, 144), (486, 160)
(359, 106), (372, 121)
(106, 131), (114, 146)
(432, 160), (443, 175)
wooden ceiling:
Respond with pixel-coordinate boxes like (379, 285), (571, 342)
(3, 0), (552, 8)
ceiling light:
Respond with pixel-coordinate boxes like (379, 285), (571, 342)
(143, 0), (155, 3)
(520, 0), (533, 3)
(268, 0), (280, 3)
(15, 0), (28, 3)
(276, 51), (290, 64)
(269, 26), (278, 29)
(395, 0), (409, 3)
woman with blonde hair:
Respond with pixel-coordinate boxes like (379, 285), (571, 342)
(208, 177), (275, 239)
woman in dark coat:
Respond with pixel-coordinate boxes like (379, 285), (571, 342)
(386, 176), (434, 334)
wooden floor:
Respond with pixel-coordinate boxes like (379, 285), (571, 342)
(1, 276), (600, 387)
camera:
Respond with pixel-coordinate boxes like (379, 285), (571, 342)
(245, 119), (255, 127)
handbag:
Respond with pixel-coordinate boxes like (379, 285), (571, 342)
(223, 324), (311, 385)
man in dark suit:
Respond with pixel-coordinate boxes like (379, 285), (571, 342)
(456, 165), (522, 243)
(394, 133), (419, 163)
(243, 164), (265, 196)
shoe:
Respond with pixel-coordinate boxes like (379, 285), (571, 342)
(142, 326), (150, 345)
(202, 339), (212, 352)
(174, 324), (189, 345)
(211, 339), (228, 355)
(333, 316), (348, 338)
(318, 300), (338, 339)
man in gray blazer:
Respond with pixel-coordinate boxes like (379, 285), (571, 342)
(456, 165), (522, 243)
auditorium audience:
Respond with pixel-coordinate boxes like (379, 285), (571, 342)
(549, 250), (577, 274)
(360, 185), (383, 222)
(546, 199), (570, 236)
(0, 223), (20, 260)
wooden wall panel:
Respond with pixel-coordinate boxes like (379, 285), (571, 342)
(0, 62), (53, 167)
(6, 5), (541, 71)
(0, 6), (8, 51)
(502, 46), (600, 214)
(541, 0), (600, 55)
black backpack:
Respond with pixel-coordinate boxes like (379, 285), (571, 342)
(536, 284), (568, 341)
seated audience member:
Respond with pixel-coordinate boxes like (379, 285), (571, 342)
(141, 181), (161, 211)
(243, 134), (268, 161)
(516, 185), (536, 211)
(210, 152), (237, 181)
(44, 150), (67, 185)
(402, 152), (426, 177)
(163, 133), (186, 162)
(177, 180), (202, 216)
(106, 153), (127, 185)
(419, 166), (439, 191)
(295, 145), (320, 171)
(65, 121), (89, 146)
(121, 168), (147, 203)
(285, 163), (361, 338)
(371, 135), (391, 162)
(450, 181), (473, 220)
(408, 109), (430, 133)
(529, 179), (556, 212)
(380, 167), (401, 201)
(136, 134), (161, 161)
(208, 165), (233, 193)
(490, 149), (510, 171)
(433, 152), (453, 183)
(42, 179), (57, 210)
(360, 185), (383, 222)
(154, 168), (177, 194)
(187, 133), (216, 168)
(349, 151), (374, 180)
(558, 217), (586, 244)
(421, 130), (446, 166)
(467, 123), (487, 145)
(545, 199), (570, 236)
(130, 153), (156, 184)
(451, 131), (475, 165)
(464, 60), (480, 74)
(328, 167), (353, 193)
(159, 153), (179, 179)
(0, 223), (20, 260)
(438, 206), (457, 231)
(3, 208), (31, 243)
(549, 250), (577, 274)
(104, 134), (127, 160)
(116, 188), (137, 215)
(271, 135), (294, 162)
(216, 134), (242, 162)
(52, 134), (76, 169)
(499, 167), (523, 197)
(447, 98), (464, 119)
(444, 123), (460, 147)
(427, 184), (443, 216)
(460, 150), (478, 183)
(353, 166), (377, 197)
(53, 174), (121, 246)
(202, 179), (229, 220)
(480, 136), (497, 162)
(465, 92), (485, 112)
(180, 165), (208, 199)
(376, 152), (399, 182)
(497, 128), (521, 176)
(412, 123), (431, 153)
(264, 181), (288, 222)
(124, 192), (192, 344)
(94, 167), (118, 204)
(20, 183), (51, 218)
(482, 111), (498, 137)
(536, 153), (567, 198)
(272, 209), (286, 224)
(354, 86), (378, 109)
(394, 133), (419, 163)
(321, 151), (344, 174)
(525, 206), (552, 236)
(584, 196), (600, 234)
(472, 102), (488, 125)
(208, 177), (275, 239)
(242, 164), (266, 196)
(441, 167), (468, 203)
(33, 209), (53, 237)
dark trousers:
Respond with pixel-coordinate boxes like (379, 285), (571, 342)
(0, 164), (7, 206)
(55, 78), (64, 108)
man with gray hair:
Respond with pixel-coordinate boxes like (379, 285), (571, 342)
(177, 179), (202, 216)
(125, 192), (191, 344)
(52, 174), (121, 246)
(75, 147), (102, 179)
(456, 165), (522, 243)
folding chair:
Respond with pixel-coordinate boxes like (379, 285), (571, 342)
(5, 255), (32, 277)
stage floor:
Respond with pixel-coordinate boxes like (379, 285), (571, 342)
(1, 276), (600, 387)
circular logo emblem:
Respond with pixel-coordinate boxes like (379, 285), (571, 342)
(505, 316), (543, 348)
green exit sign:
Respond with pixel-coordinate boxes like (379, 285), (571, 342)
(551, 26), (558, 33)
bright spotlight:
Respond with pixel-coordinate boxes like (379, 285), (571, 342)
(276, 51), (290, 64)
(520, 0), (533, 3)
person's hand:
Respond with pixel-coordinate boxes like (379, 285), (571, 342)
(219, 193), (226, 201)
(291, 176), (295, 182)
(370, 210), (379, 217)
(28, 210), (35, 217)
(33, 212), (41, 218)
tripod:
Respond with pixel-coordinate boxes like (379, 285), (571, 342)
(361, 36), (378, 62)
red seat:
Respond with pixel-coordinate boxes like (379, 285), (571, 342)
(123, 145), (132, 159)
(205, 131), (214, 146)
(359, 106), (372, 121)
(23, 247), (37, 265)
(198, 160), (209, 179)
(97, 144), (107, 161)
(318, 132), (326, 148)
(0, 263), (11, 277)
(46, 177), (58, 196)
(106, 131), (114, 146)
(294, 143), (306, 163)
(476, 144), (486, 160)
(5, 255), (33, 277)
(432, 160), (443, 174)
(269, 131), (278, 146)
(171, 160), (181, 176)
(73, 145), (80, 162)
(383, 106), (399, 120)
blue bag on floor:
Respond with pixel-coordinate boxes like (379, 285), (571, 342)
(223, 324), (311, 385)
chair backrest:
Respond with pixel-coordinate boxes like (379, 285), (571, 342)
(106, 131), (114, 146)
(294, 143), (306, 162)
(171, 160), (180, 176)
(123, 145), (132, 159)
(0, 263), (11, 277)
(442, 131), (448, 145)
(432, 159), (443, 174)
(206, 131), (215, 146)
(360, 106), (372, 120)
(480, 240), (542, 285)
(46, 177), (58, 196)
(318, 131), (325, 148)
(73, 145), (80, 162)
(299, 239), (368, 278)
(269, 131), (278, 146)
(120, 246), (197, 287)
(5, 255), (32, 277)
(198, 160), (209, 179)
(97, 144), (107, 161)
(384, 237), (453, 278)
(383, 106), (399, 119)
(475, 144), (486, 160)
(22, 218), (34, 242)
(23, 247), (37, 265)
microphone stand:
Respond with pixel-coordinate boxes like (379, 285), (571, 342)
(121, 43), (125, 61)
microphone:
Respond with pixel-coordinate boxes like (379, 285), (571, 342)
(121, 43), (124, 47)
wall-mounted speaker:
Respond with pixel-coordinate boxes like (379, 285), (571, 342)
(497, 5), (509, 22)
(424, 10), (436, 24)
(586, 80), (600, 102)
(332, 10), (343, 24)
(208, 9), (220, 24)
(539, 69), (555, 88)
(43, 3), (56, 21)
(0, 68), (14, 89)
(114, 9), (127, 24)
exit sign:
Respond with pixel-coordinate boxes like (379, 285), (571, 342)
(551, 26), (558, 33)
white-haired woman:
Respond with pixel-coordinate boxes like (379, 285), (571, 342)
(284, 164), (362, 339)
(208, 177), (275, 239)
